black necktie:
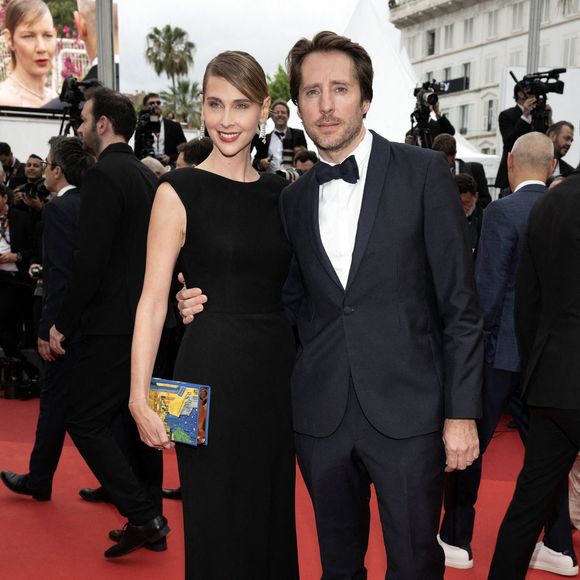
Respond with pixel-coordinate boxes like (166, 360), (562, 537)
(275, 131), (285, 140)
(314, 155), (360, 185)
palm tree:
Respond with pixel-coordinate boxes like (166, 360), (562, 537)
(161, 79), (202, 128)
(145, 25), (195, 93)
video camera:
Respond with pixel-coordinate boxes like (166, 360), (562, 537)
(58, 75), (100, 135)
(510, 68), (566, 132)
(410, 80), (450, 148)
(135, 104), (162, 160)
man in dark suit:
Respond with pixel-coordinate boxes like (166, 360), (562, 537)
(547, 121), (575, 178)
(177, 31), (482, 579)
(1, 136), (94, 500)
(439, 132), (576, 575)
(495, 82), (540, 189)
(252, 99), (307, 172)
(432, 133), (492, 207)
(0, 142), (26, 190)
(134, 93), (186, 166)
(489, 169), (580, 579)
(48, 87), (169, 558)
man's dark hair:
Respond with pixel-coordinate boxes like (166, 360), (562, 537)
(271, 99), (290, 115)
(48, 136), (96, 187)
(513, 81), (526, 100)
(455, 173), (477, 195)
(27, 154), (43, 162)
(293, 149), (318, 165)
(142, 92), (160, 107)
(0, 142), (12, 156)
(546, 120), (575, 136)
(287, 31), (373, 106)
(90, 87), (137, 142)
(432, 133), (457, 157)
(177, 137), (213, 166)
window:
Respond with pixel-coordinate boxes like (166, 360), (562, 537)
(542, 0), (551, 21)
(459, 104), (470, 134)
(462, 62), (471, 90)
(426, 29), (437, 56)
(508, 50), (523, 66)
(443, 66), (452, 81)
(484, 99), (498, 131)
(564, 37), (577, 67)
(563, 0), (579, 16)
(444, 24), (454, 50)
(426, 71), (434, 82)
(511, 2), (525, 31)
(464, 18), (474, 44)
(406, 35), (416, 59)
(487, 10), (499, 38)
(485, 56), (497, 84)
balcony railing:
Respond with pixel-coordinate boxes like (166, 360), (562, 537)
(389, 0), (480, 27)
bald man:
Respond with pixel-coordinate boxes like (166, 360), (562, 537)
(439, 133), (577, 576)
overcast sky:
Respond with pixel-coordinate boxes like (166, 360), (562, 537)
(118, 0), (357, 94)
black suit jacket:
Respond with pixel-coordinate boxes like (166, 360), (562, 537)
(280, 131), (483, 438)
(516, 170), (580, 409)
(495, 105), (534, 189)
(55, 143), (156, 337)
(2, 208), (35, 280)
(253, 127), (308, 170)
(38, 188), (80, 341)
(558, 158), (574, 177)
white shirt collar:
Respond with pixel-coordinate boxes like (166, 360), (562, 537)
(513, 179), (545, 193)
(57, 184), (76, 198)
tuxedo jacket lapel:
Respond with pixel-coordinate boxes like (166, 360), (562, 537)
(345, 132), (390, 292)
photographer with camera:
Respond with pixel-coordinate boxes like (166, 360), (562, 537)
(12, 155), (50, 215)
(410, 82), (456, 149)
(134, 93), (186, 166)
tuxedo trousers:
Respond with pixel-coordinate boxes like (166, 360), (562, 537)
(65, 334), (162, 524)
(489, 407), (580, 579)
(295, 384), (445, 580)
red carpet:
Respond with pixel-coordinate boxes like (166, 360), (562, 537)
(0, 398), (577, 579)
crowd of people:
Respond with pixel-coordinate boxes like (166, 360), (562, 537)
(0, 20), (579, 580)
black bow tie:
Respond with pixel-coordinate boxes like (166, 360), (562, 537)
(274, 131), (285, 140)
(314, 155), (359, 185)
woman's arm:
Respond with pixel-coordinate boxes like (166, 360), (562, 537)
(129, 182), (186, 448)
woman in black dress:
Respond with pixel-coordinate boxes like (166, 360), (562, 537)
(130, 52), (298, 579)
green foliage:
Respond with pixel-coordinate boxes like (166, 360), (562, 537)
(47, 0), (77, 33)
(267, 65), (291, 104)
(161, 79), (201, 129)
(145, 25), (195, 92)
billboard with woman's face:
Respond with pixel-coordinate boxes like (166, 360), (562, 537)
(0, 0), (118, 110)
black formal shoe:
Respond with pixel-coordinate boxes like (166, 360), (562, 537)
(79, 486), (111, 503)
(108, 529), (167, 551)
(104, 515), (170, 558)
(162, 487), (182, 500)
(0, 470), (51, 501)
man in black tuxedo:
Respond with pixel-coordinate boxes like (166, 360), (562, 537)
(1, 136), (95, 500)
(134, 93), (186, 166)
(489, 168), (580, 579)
(49, 87), (169, 558)
(178, 31), (483, 579)
(547, 121), (575, 178)
(0, 142), (26, 190)
(252, 99), (307, 172)
(495, 82), (539, 189)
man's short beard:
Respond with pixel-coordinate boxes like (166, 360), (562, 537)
(313, 120), (364, 154)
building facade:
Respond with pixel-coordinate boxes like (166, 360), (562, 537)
(389, 0), (580, 154)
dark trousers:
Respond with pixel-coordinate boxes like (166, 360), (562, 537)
(440, 364), (572, 554)
(489, 407), (580, 579)
(66, 334), (162, 524)
(295, 385), (445, 580)
(27, 342), (79, 492)
(0, 271), (33, 358)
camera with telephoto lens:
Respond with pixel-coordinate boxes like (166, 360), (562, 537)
(30, 265), (43, 279)
(276, 167), (303, 182)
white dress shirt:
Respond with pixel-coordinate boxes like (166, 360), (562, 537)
(57, 184), (76, 198)
(267, 128), (285, 172)
(318, 129), (373, 289)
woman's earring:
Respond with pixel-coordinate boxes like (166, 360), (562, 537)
(259, 122), (267, 144)
(199, 114), (206, 136)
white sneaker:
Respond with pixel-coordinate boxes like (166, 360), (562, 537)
(529, 542), (579, 576)
(437, 534), (474, 569)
